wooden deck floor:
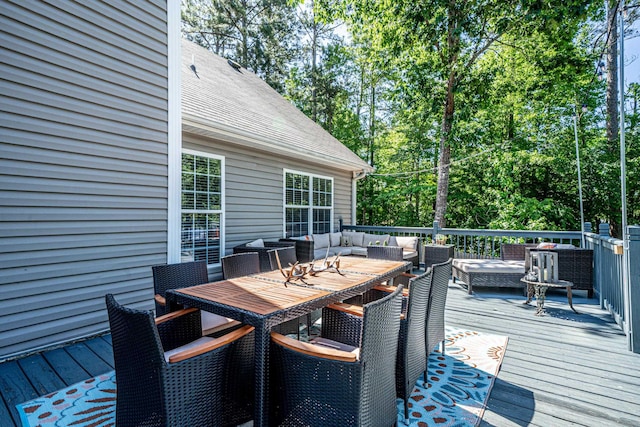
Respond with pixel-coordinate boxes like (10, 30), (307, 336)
(1, 281), (639, 426)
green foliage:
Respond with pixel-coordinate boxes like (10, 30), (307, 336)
(183, 0), (639, 234)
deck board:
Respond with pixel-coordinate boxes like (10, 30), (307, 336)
(17, 354), (65, 397)
(446, 282), (640, 426)
(41, 347), (91, 385)
(1, 280), (639, 427)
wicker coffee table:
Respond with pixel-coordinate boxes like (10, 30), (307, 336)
(521, 278), (578, 316)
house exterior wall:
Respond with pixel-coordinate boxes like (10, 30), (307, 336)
(0, 1), (170, 360)
(183, 133), (354, 256)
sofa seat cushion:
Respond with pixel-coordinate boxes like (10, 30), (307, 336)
(350, 246), (368, 257)
(452, 259), (525, 274)
(402, 249), (418, 261)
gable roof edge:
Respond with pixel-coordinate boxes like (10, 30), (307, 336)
(183, 114), (374, 173)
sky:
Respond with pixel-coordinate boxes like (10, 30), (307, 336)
(623, 28), (639, 86)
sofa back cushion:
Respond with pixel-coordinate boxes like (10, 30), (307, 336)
(342, 231), (365, 247)
(246, 238), (264, 247)
(390, 236), (418, 250)
(363, 233), (390, 247)
(313, 233), (331, 249)
(330, 232), (342, 247)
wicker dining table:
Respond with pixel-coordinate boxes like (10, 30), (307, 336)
(166, 256), (411, 427)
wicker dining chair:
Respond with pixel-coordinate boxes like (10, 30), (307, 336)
(221, 252), (261, 279)
(322, 270), (432, 421)
(426, 258), (453, 358)
(270, 285), (404, 426)
(152, 260), (209, 316)
(268, 246), (298, 271)
(349, 245), (414, 306)
(105, 294), (254, 427)
(152, 261), (238, 335)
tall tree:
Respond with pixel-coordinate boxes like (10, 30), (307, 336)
(317, 0), (590, 227)
(182, 0), (300, 90)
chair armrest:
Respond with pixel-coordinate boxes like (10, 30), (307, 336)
(270, 331), (357, 362)
(155, 307), (199, 325)
(154, 294), (166, 306)
(373, 284), (409, 297)
(169, 325), (255, 363)
(326, 302), (363, 317)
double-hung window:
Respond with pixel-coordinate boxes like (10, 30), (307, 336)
(284, 170), (333, 237)
(181, 150), (224, 265)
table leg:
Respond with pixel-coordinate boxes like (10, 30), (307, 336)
(253, 324), (270, 427)
(535, 285), (548, 316)
(566, 286), (579, 314)
(524, 283), (534, 305)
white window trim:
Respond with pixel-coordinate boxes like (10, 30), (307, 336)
(283, 169), (334, 236)
(181, 149), (226, 266)
(167, 0), (181, 263)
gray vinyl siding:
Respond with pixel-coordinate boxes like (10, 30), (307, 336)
(183, 134), (354, 253)
(0, 1), (169, 360)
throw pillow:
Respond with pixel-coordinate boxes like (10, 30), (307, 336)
(342, 231), (365, 247)
(246, 238), (264, 248)
(340, 236), (353, 247)
(537, 242), (557, 249)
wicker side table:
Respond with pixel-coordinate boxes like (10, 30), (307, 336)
(423, 244), (454, 269)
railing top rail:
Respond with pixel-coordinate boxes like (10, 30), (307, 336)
(341, 224), (582, 240)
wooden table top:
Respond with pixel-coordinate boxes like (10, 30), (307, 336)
(173, 256), (409, 316)
(175, 276), (331, 315)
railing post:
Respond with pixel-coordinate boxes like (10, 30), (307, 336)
(599, 222), (610, 237)
(628, 226), (639, 353)
(584, 222), (592, 234)
(432, 221), (440, 244)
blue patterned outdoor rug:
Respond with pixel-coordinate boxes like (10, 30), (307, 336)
(17, 371), (115, 426)
(16, 328), (506, 427)
(399, 327), (508, 426)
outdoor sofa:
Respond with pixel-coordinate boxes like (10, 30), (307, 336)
(280, 231), (421, 267)
(452, 243), (594, 296)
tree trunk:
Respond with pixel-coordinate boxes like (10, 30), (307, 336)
(434, 72), (455, 228)
(606, 0), (618, 152)
(434, 2), (459, 229)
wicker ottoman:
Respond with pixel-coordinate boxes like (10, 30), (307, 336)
(452, 259), (526, 295)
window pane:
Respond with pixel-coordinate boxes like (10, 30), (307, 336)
(181, 212), (221, 264)
(313, 208), (331, 234)
(208, 194), (220, 210)
(286, 208), (308, 237)
(182, 154), (194, 173)
(182, 191), (194, 210)
(182, 152), (223, 266)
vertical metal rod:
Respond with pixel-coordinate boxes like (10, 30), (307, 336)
(573, 111), (585, 248)
(619, 6), (631, 349)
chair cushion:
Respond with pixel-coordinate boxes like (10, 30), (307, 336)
(201, 312), (235, 332)
(164, 336), (215, 363)
(452, 259), (525, 274)
(402, 249), (418, 260)
(246, 238), (264, 247)
(309, 337), (360, 359)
